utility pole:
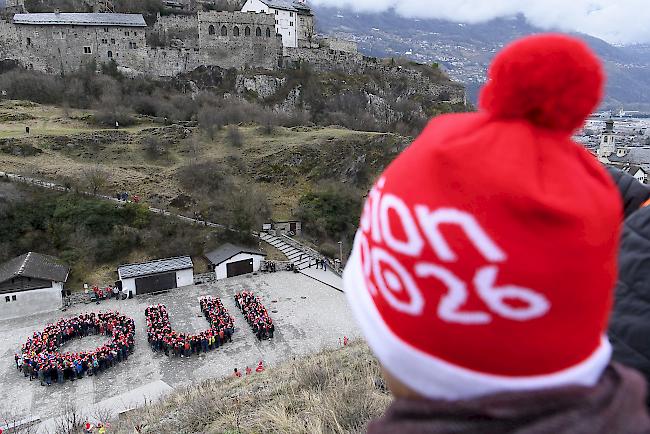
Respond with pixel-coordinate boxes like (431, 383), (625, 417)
(338, 241), (343, 268)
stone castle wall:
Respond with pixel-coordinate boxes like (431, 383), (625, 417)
(0, 19), (19, 61)
(8, 21), (147, 74)
(197, 11), (282, 71)
(146, 46), (200, 77)
(153, 13), (198, 34)
(0, 11), (461, 107)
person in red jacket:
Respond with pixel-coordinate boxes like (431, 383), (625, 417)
(233, 368), (242, 378)
(343, 34), (650, 433)
(245, 366), (252, 376)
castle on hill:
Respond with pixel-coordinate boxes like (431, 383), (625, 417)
(0, 0), (359, 77)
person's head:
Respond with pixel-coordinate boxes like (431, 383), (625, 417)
(344, 34), (622, 401)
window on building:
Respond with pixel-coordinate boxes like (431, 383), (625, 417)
(290, 12), (293, 17)
(111, 38), (115, 44)
(275, 20), (278, 24)
(11, 295), (16, 301)
(275, 10), (278, 15)
(101, 38), (107, 44)
(221, 25), (228, 36)
(208, 24), (215, 35)
(125, 31), (130, 36)
(104, 27), (108, 32)
(108, 50), (113, 58)
(134, 31), (137, 36)
(266, 27), (271, 37)
(290, 21), (294, 26)
(256, 27), (262, 36)
(233, 26), (240, 36)
(83, 46), (92, 54)
(245, 26), (251, 36)
(26, 37), (31, 46)
(4, 296), (9, 303)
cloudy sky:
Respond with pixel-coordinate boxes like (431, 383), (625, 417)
(309, 0), (650, 45)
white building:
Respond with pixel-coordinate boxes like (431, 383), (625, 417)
(205, 243), (267, 280)
(626, 165), (648, 184)
(0, 252), (69, 321)
(241, 0), (314, 48)
(117, 256), (194, 296)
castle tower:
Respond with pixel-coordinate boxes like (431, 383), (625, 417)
(597, 119), (616, 163)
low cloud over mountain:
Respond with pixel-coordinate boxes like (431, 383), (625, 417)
(310, 0), (650, 45)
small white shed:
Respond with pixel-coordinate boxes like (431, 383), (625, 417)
(0, 252), (70, 321)
(205, 244), (267, 280)
(117, 256), (194, 296)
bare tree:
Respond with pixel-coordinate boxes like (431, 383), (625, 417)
(144, 136), (169, 159)
(197, 106), (223, 140)
(304, 21), (315, 46)
(53, 402), (83, 434)
(226, 125), (243, 148)
(82, 165), (110, 196)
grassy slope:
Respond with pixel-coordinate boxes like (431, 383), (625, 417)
(0, 100), (409, 221)
(113, 341), (391, 434)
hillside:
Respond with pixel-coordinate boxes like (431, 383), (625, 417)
(0, 96), (416, 261)
(0, 99), (409, 213)
(111, 341), (390, 434)
(313, 7), (650, 109)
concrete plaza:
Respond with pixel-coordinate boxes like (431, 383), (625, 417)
(0, 271), (360, 426)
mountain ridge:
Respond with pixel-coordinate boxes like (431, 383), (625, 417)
(313, 6), (650, 109)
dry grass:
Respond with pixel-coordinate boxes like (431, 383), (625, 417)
(0, 100), (407, 219)
(112, 341), (391, 434)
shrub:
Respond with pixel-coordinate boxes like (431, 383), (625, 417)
(0, 70), (64, 104)
(296, 186), (362, 243)
(226, 125), (243, 147)
(144, 136), (170, 159)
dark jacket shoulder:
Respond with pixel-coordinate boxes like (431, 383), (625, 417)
(610, 205), (650, 401)
(607, 167), (650, 218)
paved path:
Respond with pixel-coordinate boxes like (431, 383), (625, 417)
(300, 266), (343, 292)
(0, 272), (359, 425)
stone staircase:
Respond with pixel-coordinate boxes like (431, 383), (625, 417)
(259, 232), (314, 270)
(259, 232), (343, 291)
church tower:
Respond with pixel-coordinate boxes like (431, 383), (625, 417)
(597, 119), (616, 163)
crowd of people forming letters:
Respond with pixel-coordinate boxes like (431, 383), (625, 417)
(14, 293), (276, 387)
(15, 312), (135, 386)
(235, 291), (275, 340)
(145, 297), (235, 357)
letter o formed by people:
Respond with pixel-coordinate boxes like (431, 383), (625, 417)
(19, 311), (135, 385)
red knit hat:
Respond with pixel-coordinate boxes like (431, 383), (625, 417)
(344, 34), (622, 400)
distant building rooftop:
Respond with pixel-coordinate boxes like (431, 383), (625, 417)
(0, 252), (69, 285)
(259, 0), (311, 13)
(118, 256), (193, 280)
(205, 243), (266, 266)
(13, 13), (147, 27)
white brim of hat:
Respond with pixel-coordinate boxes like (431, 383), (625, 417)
(343, 237), (612, 401)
